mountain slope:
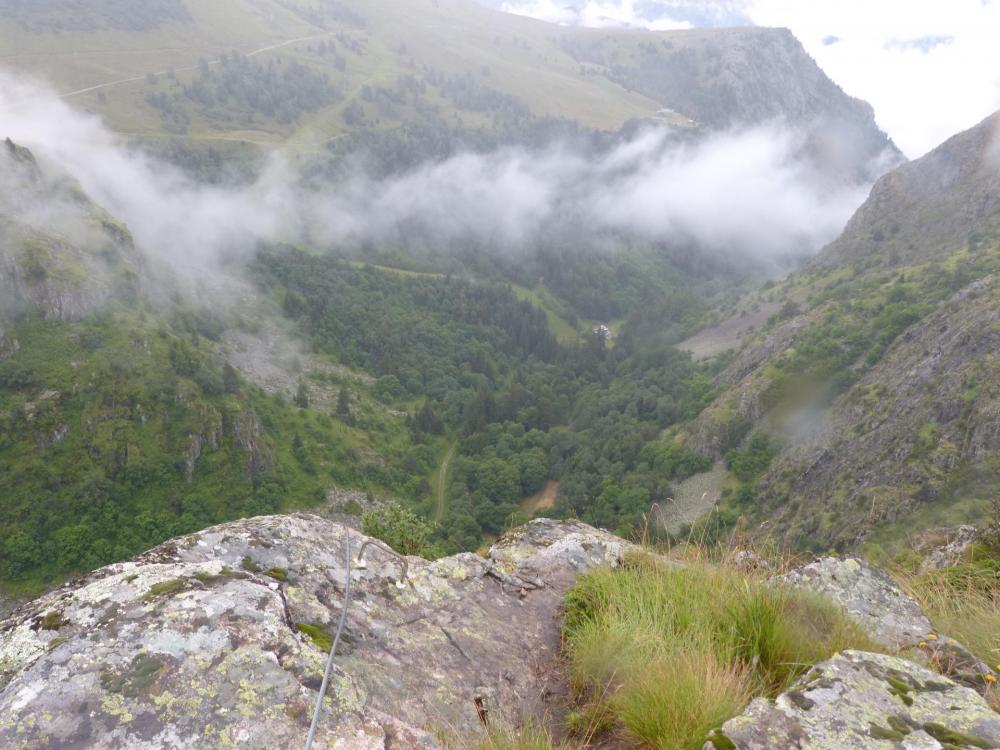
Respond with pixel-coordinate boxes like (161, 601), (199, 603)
(816, 111), (1000, 268)
(682, 111), (1000, 551)
(0, 0), (895, 178)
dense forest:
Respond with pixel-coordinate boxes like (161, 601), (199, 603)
(253, 249), (720, 550)
(146, 53), (341, 132)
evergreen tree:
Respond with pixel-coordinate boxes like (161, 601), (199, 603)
(294, 381), (309, 409)
(336, 384), (354, 425)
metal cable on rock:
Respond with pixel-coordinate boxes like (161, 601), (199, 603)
(304, 536), (352, 750)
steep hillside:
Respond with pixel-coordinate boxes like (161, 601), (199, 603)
(816, 111), (1000, 268)
(0, 142), (457, 594)
(560, 26), (893, 182)
(0, 0), (895, 178)
(683, 112), (1000, 552)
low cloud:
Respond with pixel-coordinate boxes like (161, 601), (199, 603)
(0, 71), (871, 282)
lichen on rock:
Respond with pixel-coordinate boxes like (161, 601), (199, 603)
(0, 514), (630, 749)
(781, 557), (998, 691)
(708, 650), (1000, 750)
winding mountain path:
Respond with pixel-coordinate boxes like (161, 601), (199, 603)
(59, 33), (332, 99)
(434, 442), (456, 523)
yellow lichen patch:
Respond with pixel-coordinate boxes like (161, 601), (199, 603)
(237, 679), (261, 717)
(101, 693), (133, 724)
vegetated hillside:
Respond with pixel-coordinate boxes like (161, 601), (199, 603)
(683, 111), (1000, 553)
(0, 143), (445, 593)
(0, 135), (727, 594)
(0, 0), (894, 179)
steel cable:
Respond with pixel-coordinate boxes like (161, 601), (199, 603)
(304, 536), (352, 750)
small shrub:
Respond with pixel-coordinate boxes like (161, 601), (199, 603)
(265, 567), (288, 582)
(40, 610), (70, 631)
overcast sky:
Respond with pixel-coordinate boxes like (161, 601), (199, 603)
(495, 0), (1000, 158)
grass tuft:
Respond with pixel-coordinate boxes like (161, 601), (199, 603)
(896, 558), (1000, 667)
(562, 554), (877, 749)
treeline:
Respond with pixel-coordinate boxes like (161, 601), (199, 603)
(146, 53), (341, 131)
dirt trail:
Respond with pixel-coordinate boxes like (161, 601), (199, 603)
(59, 33), (332, 98)
(434, 442), (456, 523)
(520, 480), (559, 516)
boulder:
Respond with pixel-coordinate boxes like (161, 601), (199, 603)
(781, 557), (933, 650)
(0, 515), (632, 749)
(706, 650), (1000, 750)
(915, 526), (981, 573)
(782, 557), (997, 690)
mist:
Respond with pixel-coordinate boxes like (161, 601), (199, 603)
(0, 71), (874, 280)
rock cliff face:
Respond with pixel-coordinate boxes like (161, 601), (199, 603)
(561, 26), (900, 183)
(0, 515), (631, 749)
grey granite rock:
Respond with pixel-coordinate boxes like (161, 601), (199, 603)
(782, 557), (997, 690)
(0, 515), (632, 749)
(705, 650), (1000, 750)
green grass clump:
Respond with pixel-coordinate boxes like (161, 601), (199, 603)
(265, 567), (289, 582)
(296, 622), (332, 652)
(562, 554), (877, 749)
(40, 610), (70, 630)
(142, 577), (187, 601)
(452, 723), (573, 750)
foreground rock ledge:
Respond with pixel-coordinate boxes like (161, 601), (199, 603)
(707, 650), (1000, 750)
(0, 515), (631, 749)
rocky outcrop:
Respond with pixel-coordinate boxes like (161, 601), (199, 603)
(783, 557), (933, 650)
(0, 139), (142, 325)
(783, 557), (997, 691)
(0, 515), (632, 749)
(915, 527), (981, 573)
(707, 650), (1000, 750)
